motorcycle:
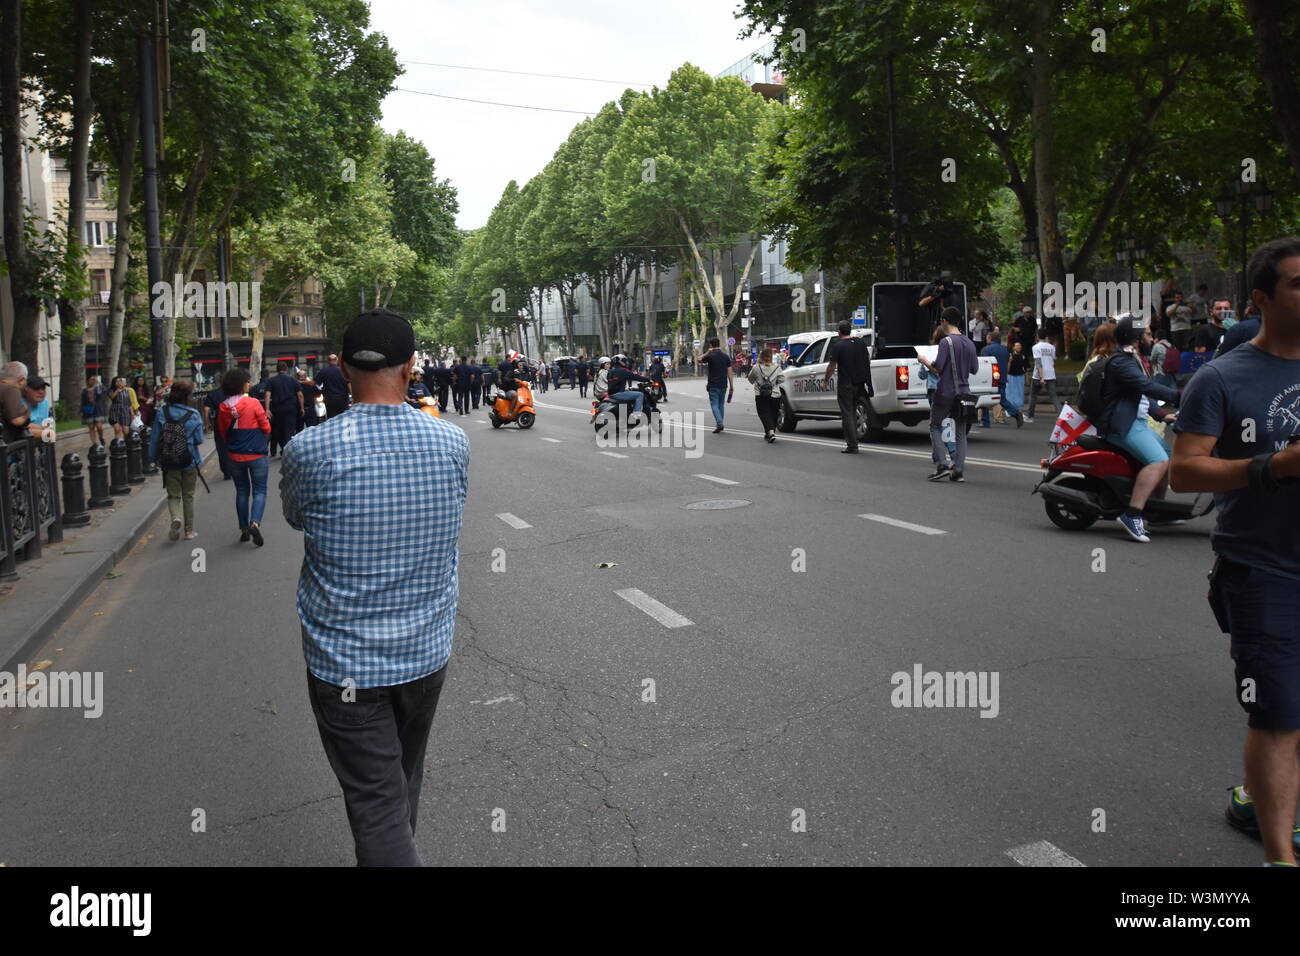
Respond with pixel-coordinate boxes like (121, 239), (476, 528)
(591, 381), (662, 437)
(489, 380), (536, 429)
(1033, 432), (1212, 530)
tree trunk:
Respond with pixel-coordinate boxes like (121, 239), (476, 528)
(643, 260), (660, 356)
(0, 0), (41, 369)
(562, 284), (576, 355)
(57, 0), (93, 412)
(1030, 2), (1066, 301)
(107, 107), (139, 379)
(1245, 0), (1300, 186)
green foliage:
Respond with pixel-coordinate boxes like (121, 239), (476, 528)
(739, 0), (1299, 294)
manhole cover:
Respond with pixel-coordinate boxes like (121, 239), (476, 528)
(682, 499), (753, 511)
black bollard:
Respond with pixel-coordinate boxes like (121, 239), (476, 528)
(125, 429), (145, 484)
(139, 423), (159, 476)
(88, 443), (113, 507)
(109, 438), (131, 495)
(60, 453), (91, 526)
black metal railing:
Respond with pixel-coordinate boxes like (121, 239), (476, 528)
(1, 436), (64, 578)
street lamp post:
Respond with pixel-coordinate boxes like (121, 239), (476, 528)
(1216, 179), (1273, 310)
(1115, 238), (1146, 284)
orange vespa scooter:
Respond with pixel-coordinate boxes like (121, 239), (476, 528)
(489, 378), (536, 429)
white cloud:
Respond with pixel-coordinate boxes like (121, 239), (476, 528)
(366, 0), (770, 228)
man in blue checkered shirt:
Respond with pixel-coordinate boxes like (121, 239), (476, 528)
(280, 308), (469, 867)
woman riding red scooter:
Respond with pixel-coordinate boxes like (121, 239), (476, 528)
(1035, 316), (1210, 539)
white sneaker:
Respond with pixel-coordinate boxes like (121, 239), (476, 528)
(169, 518), (182, 541)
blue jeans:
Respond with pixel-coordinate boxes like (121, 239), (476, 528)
(231, 456), (268, 527)
(707, 386), (727, 425)
(611, 390), (644, 415)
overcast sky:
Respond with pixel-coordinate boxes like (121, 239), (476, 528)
(366, 0), (770, 229)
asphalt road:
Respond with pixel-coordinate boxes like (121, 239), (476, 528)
(0, 375), (1265, 866)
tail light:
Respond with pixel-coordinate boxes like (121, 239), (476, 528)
(895, 366), (910, 391)
(991, 363), (1002, 386)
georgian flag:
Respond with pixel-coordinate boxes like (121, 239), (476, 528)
(1049, 404), (1096, 446)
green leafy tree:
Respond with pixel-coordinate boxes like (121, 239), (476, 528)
(605, 65), (779, 351)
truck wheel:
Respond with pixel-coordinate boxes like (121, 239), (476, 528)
(777, 394), (798, 432)
(857, 396), (888, 442)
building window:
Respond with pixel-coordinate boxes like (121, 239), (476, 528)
(89, 270), (108, 296)
(196, 315), (213, 340)
(192, 269), (207, 285)
(87, 175), (100, 200)
(279, 313), (289, 337)
(84, 221), (117, 247)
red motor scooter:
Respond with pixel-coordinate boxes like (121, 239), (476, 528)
(1033, 434), (1213, 531)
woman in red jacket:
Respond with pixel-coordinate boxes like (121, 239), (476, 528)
(216, 367), (271, 546)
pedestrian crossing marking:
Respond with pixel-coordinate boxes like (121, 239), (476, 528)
(615, 588), (694, 628)
(858, 514), (947, 535)
(1005, 841), (1086, 867)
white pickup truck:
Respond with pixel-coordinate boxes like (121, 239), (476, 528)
(774, 281), (1002, 441)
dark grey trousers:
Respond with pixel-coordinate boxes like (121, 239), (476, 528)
(837, 382), (863, 450)
(307, 664), (447, 867)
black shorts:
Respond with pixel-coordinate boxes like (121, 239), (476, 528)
(1208, 557), (1300, 731)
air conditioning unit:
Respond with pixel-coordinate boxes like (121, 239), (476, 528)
(293, 315), (303, 324)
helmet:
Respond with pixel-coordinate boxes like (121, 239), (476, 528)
(613, 353), (629, 368)
(597, 355), (611, 367)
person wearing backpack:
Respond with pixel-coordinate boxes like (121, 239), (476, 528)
(916, 308), (978, 481)
(149, 380), (205, 541)
(1151, 332), (1180, 388)
(748, 348), (782, 443)
(1091, 317), (1181, 542)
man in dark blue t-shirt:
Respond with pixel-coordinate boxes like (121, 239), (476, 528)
(316, 354), (350, 418)
(701, 338), (733, 433)
(266, 362), (303, 456)
(1171, 237), (1300, 867)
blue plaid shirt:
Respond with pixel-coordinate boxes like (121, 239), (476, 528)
(280, 403), (469, 688)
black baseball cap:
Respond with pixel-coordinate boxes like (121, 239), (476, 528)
(343, 309), (415, 371)
(27, 375), (48, 389)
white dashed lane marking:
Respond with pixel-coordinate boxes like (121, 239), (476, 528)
(694, 474), (738, 485)
(540, 437), (562, 443)
(615, 588), (694, 628)
(1005, 841), (1086, 867)
(496, 513), (532, 529)
(600, 451), (629, 459)
(858, 514), (947, 536)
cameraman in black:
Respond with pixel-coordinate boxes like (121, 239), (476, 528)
(918, 273), (957, 332)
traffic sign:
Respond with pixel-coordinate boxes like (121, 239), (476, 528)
(852, 306), (867, 327)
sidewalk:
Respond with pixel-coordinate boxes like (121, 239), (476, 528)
(0, 431), (218, 671)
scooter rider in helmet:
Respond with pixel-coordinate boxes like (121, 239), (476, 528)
(1095, 315), (1182, 542)
(607, 354), (651, 418)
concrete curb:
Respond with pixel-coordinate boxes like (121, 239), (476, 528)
(1, 447), (218, 672)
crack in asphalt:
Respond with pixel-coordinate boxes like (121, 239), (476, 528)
(218, 793), (342, 832)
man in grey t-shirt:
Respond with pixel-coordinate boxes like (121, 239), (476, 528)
(1171, 237), (1300, 867)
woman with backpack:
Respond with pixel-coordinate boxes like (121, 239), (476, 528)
(216, 367), (271, 546)
(149, 380), (205, 541)
(748, 348), (781, 443)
